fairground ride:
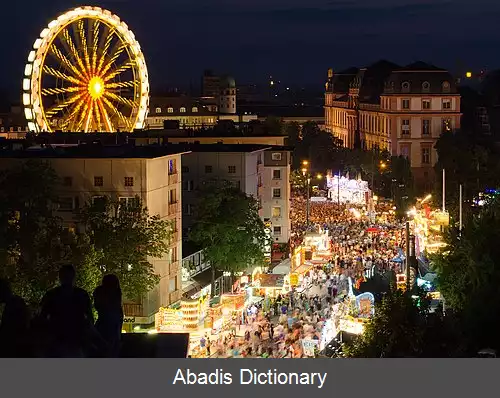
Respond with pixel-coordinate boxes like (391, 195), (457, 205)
(22, 6), (149, 133)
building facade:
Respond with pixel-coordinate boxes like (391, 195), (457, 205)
(178, 144), (291, 254)
(325, 61), (461, 189)
(0, 145), (185, 318)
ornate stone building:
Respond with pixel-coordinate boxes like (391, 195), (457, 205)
(325, 60), (461, 190)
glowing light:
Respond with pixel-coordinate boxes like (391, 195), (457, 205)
(466, 71), (472, 78)
(23, 6), (149, 133)
(88, 76), (105, 99)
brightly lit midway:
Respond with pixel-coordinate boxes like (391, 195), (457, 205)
(22, 6), (150, 133)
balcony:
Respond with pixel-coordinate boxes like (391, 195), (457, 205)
(168, 202), (179, 215)
(123, 303), (143, 317)
(168, 172), (179, 185)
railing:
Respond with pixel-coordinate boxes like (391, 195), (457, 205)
(123, 303), (143, 317)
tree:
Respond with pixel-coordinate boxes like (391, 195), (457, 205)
(431, 197), (500, 351)
(343, 289), (430, 358)
(189, 180), (266, 297)
(0, 160), (74, 307)
(78, 197), (171, 301)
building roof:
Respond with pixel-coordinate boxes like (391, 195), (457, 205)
(384, 62), (457, 95)
(327, 60), (457, 98)
(170, 143), (293, 154)
(0, 143), (189, 159)
(149, 96), (217, 116)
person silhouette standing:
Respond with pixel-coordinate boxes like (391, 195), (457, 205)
(0, 279), (31, 357)
(93, 274), (124, 357)
(40, 265), (94, 357)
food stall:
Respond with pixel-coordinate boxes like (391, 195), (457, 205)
(251, 274), (285, 299)
(155, 307), (184, 332)
(181, 299), (199, 331)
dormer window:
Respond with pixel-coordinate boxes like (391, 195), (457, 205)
(167, 107), (174, 113)
(155, 107), (161, 113)
(180, 107), (186, 113)
(192, 107), (198, 113)
(442, 81), (450, 93)
(402, 82), (410, 93)
(422, 81), (430, 92)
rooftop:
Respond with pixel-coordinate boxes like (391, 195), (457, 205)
(170, 143), (293, 154)
(0, 143), (190, 159)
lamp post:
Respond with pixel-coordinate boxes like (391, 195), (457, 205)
(302, 161), (322, 228)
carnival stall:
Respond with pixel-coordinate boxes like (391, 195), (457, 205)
(155, 307), (184, 332)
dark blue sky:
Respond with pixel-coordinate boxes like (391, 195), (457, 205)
(2, 0), (500, 98)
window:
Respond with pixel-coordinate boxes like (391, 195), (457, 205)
(271, 153), (282, 161)
(186, 203), (194, 215)
(168, 159), (176, 175)
(167, 107), (174, 113)
(422, 81), (430, 92)
(402, 82), (410, 92)
(272, 188), (281, 198)
(63, 176), (73, 187)
(273, 226), (282, 235)
(169, 277), (177, 293)
(273, 169), (281, 179)
(422, 119), (431, 135)
(58, 197), (74, 212)
(228, 165), (236, 174)
(205, 165), (213, 173)
(402, 99), (410, 109)
(401, 119), (410, 135)
(180, 107), (186, 113)
(272, 207), (281, 218)
(186, 180), (194, 191)
(94, 176), (103, 187)
(400, 145), (410, 159)
(181, 166), (189, 173)
(232, 180), (241, 190)
(92, 196), (106, 207)
(442, 99), (451, 110)
(192, 107), (198, 112)
(422, 99), (431, 110)
(169, 189), (177, 204)
(442, 81), (451, 93)
(442, 118), (451, 133)
(17, 127), (22, 132)
(421, 147), (431, 165)
(119, 197), (140, 208)
(124, 177), (134, 187)
(155, 107), (161, 114)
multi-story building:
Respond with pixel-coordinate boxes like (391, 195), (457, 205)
(0, 105), (29, 139)
(325, 61), (461, 190)
(176, 143), (291, 255)
(0, 144), (186, 319)
(146, 96), (218, 130)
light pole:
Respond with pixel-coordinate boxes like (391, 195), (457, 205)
(302, 160), (322, 228)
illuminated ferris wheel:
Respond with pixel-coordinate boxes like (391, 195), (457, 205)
(23, 6), (149, 133)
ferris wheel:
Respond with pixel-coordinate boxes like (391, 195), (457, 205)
(23, 6), (149, 133)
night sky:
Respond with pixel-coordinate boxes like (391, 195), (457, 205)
(2, 0), (499, 98)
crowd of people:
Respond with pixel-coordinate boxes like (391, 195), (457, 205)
(202, 196), (407, 358)
(0, 265), (124, 358)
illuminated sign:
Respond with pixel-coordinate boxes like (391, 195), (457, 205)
(264, 221), (272, 264)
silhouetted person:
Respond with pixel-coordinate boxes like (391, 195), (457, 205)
(40, 265), (94, 357)
(0, 279), (30, 357)
(93, 274), (123, 357)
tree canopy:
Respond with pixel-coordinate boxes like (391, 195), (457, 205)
(189, 179), (266, 296)
(0, 160), (171, 307)
(431, 197), (500, 351)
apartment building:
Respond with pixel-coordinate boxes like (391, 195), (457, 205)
(0, 144), (187, 318)
(325, 61), (461, 190)
(177, 144), (291, 255)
